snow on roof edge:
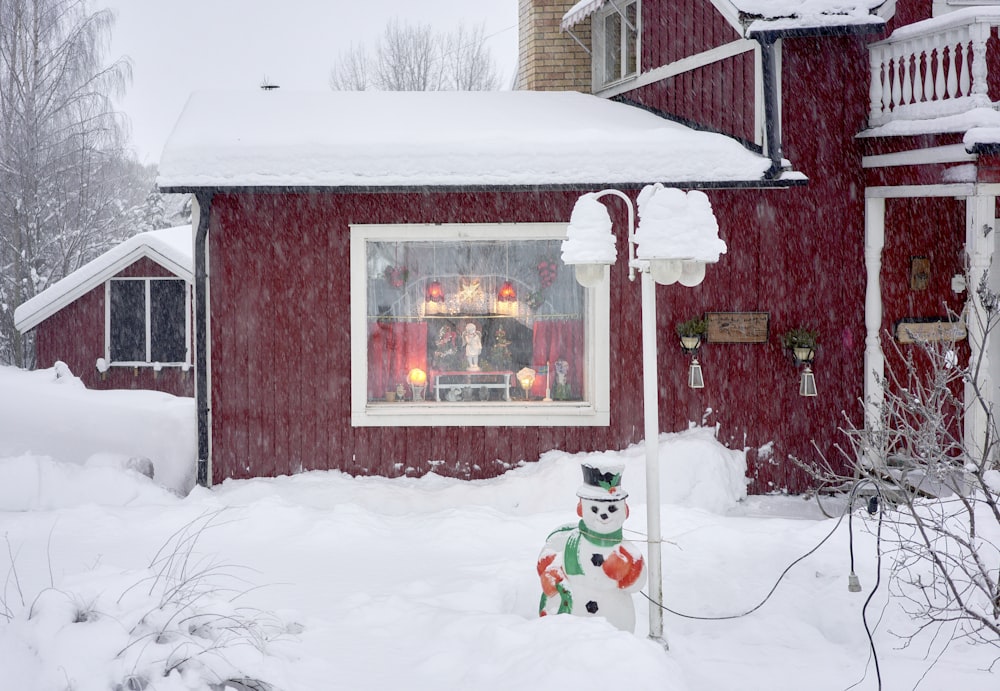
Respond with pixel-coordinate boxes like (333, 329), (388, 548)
(14, 226), (194, 334)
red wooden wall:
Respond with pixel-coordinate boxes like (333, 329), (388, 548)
(33, 256), (194, 397)
(626, 0), (755, 144)
(207, 177), (868, 492)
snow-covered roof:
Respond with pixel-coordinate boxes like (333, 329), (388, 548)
(14, 226), (193, 333)
(156, 90), (800, 190)
(562, 1), (888, 34)
(733, 0), (888, 34)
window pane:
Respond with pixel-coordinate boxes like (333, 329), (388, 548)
(150, 280), (187, 362)
(624, 1), (638, 77)
(603, 13), (622, 85)
(365, 239), (587, 405)
(110, 280), (145, 362)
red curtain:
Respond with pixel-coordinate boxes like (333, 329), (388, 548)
(367, 322), (428, 399)
(531, 319), (584, 399)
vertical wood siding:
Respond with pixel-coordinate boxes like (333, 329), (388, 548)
(208, 172), (869, 492)
(33, 256), (194, 397)
(628, 0), (755, 143)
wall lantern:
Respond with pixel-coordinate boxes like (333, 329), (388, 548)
(676, 317), (707, 390)
(407, 368), (427, 401)
(561, 184), (725, 648)
(780, 328), (818, 397)
(516, 367), (536, 400)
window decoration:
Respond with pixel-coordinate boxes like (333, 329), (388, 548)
(350, 223), (610, 427)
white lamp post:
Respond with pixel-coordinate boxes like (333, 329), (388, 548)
(561, 185), (724, 648)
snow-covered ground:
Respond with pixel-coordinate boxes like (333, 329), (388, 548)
(0, 364), (996, 690)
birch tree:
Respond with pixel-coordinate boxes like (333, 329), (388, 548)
(0, 0), (133, 367)
(329, 19), (501, 92)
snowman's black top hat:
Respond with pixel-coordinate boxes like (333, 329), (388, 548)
(577, 462), (628, 500)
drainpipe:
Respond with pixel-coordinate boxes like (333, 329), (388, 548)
(757, 35), (784, 179)
(194, 192), (212, 487)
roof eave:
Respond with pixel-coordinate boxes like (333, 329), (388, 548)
(748, 20), (886, 41)
(158, 177), (808, 196)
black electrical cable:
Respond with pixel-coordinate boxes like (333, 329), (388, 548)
(860, 487), (884, 691)
(641, 485), (856, 621)
(640, 476), (887, 691)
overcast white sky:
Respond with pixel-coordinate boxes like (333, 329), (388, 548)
(97, 1), (520, 163)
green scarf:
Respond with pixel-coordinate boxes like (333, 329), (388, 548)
(564, 520), (622, 576)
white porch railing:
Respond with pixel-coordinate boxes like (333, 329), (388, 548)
(869, 10), (1000, 127)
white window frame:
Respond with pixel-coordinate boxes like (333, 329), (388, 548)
(593, 0), (641, 92)
(104, 277), (192, 368)
(350, 223), (610, 427)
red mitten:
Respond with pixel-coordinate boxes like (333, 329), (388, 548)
(602, 547), (645, 589)
(537, 553), (564, 597)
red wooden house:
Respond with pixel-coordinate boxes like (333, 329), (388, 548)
(13, 226), (195, 397)
(159, 0), (1000, 492)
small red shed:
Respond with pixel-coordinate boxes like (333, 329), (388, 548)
(14, 226), (195, 397)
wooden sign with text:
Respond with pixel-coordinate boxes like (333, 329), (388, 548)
(895, 319), (966, 344)
(705, 312), (769, 344)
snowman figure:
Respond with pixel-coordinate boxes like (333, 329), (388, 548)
(537, 462), (646, 632)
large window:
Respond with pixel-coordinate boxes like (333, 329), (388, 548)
(107, 278), (189, 366)
(350, 224), (609, 427)
(594, 0), (639, 90)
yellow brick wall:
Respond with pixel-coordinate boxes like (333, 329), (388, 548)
(516, 0), (592, 92)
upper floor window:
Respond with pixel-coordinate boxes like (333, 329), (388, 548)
(107, 278), (189, 366)
(594, 0), (639, 90)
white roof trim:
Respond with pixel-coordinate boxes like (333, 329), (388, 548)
(14, 226), (194, 334)
(562, 0), (608, 30)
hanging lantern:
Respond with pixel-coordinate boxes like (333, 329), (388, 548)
(497, 281), (517, 302)
(799, 365), (817, 397)
(496, 280), (518, 316)
(424, 280), (445, 315)
(426, 280), (445, 303)
(688, 358), (704, 389)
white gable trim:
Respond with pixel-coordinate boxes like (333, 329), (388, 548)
(709, 0), (744, 32)
(14, 244), (194, 334)
(596, 38), (756, 98)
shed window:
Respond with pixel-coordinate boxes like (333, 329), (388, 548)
(594, 0), (639, 90)
(108, 278), (189, 365)
(350, 224), (610, 427)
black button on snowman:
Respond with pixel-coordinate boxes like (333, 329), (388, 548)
(537, 462), (647, 632)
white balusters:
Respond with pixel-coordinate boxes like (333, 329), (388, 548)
(868, 13), (1000, 126)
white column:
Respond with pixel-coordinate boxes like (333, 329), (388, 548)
(964, 193), (995, 461)
(864, 196), (886, 443)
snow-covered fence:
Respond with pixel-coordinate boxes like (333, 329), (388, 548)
(868, 10), (1000, 127)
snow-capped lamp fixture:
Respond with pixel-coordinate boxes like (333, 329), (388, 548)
(407, 368), (427, 401)
(561, 193), (619, 287)
(634, 184), (727, 287)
